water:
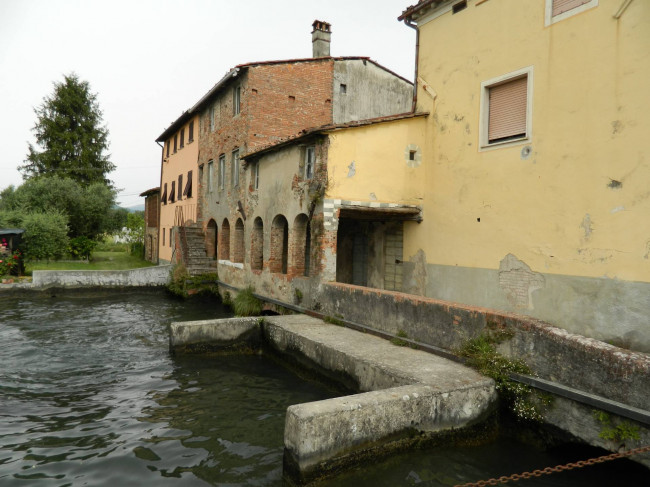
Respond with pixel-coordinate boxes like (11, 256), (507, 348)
(1, 291), (648, 486)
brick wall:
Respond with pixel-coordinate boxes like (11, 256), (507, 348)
(144, 193), (159, 228)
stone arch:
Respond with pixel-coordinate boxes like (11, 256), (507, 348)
(270, 214), (289, 274)
(220, 218), (231, 260)
(251, 217), (264, 271)
(206, 219), (218, 259)
(233, 218), (245, 264)
(291, 213), (310, 277)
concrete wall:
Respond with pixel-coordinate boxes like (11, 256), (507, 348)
(332, 59), (413, 123)
(403, 0), (650, 352)
(32, 265), (172, 288)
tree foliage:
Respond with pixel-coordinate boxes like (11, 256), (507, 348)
(21, 74), (115, 186)
(20, 211), (70, 261)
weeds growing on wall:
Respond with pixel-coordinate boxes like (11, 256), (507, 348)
(166, 265), (219, 298)
(391, 329), (410, 347)
(457, 334), (550, 422)
(593, 410), (641, 444)
(233, 285), (262, 317)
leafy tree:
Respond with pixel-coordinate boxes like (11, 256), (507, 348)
(21, 74), (115, 186)
(20, 211), (69, 261)
(121, 212), (145, 256)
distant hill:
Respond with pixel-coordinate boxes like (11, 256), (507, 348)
(125, 204), (144, 213)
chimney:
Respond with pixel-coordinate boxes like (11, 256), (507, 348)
(312, 20), (331, 57)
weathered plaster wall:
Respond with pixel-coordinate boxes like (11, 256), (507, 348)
(332, 60), (413, 123)
(405, 0), (650, 350)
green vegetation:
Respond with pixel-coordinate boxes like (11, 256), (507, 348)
(593, 410), (641, 443)
(323, 315), (345, 327)
(457, 334), (550, 422)
(233, 286), (263, 317)
(391, 329), (409, 347)
(166, 265), (219, 298)
(26, 251), (154, 272)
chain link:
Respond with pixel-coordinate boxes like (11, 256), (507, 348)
(453, 445), (650, 487)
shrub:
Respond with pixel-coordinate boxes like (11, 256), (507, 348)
(68, 236), (97, 260)
(21, 211), (69, 261)
(166, 264), (190, 297)
(233, 286), (262, 317)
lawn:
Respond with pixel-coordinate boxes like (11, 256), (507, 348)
(27, 251), (156, 273)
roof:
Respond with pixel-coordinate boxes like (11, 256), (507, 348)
(0, 229), (25, 236)
(241, 111), (429, 161)
(139, 187), (160, 197)
(156, 56), (413, 142)
(398, 0), (447, 21)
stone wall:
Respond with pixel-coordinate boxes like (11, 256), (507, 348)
(32, 265), (172, 288)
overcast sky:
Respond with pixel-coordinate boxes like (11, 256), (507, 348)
(0, 0), (416, 208)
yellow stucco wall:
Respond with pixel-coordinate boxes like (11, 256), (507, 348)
(325, 117), (427, 205)
(409, 0), (650, 282)
(159, 115), (200, 262)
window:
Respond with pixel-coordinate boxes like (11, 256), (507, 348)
(452, 1), (467, 14)
(545, 0), (597, 25)
(479, 67), (533, 149)
(233, 85), (241, 115)
(183, 170), (192, 199)
(304, 146), (315, 179)
(166, 141), (170, 158)
(180, 128), (185, 149)
(339, 84), (347, 94)
(162, 228), (165, 246)
(177, 174), (183, 201)
(232, 149), (240, 187)
(210, 105), (216, 132)
(207, 160), (214, 192)
(169, 181), (176, 203)
(173, 134), (178, 153)
(169, 228), (172, 247)
(188, 121), (194, 142)
(219, 154), (225, 190)
(252, 161), (259, 190)
(161, 183), (168, 205)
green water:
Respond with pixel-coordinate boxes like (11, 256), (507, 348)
(1, 291), (647, 486)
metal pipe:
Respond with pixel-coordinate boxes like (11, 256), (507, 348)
(403, 18), (419, 112)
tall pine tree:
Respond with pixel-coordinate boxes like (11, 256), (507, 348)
(21, 74), (115, 186)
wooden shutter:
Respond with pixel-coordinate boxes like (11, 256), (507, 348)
(552, 0), (591, 17)
(183, 170), (192, 198)
(488, 76), (528, 143)
(177, 175), (183, 200)
(161, 183), (167, 205)
(169, 181), (176, 203)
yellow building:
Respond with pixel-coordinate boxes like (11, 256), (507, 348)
(156, 113), (200, 263)
(398, 0), (650, 351)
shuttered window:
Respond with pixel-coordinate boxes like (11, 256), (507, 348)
(552, 0), (591, 17)
(183, 170), (193, 198)
(161, 183), (168, 205)
(177, 175), (183, 201)
(488, 76), (528, 143)
(169, 181), (176, 203)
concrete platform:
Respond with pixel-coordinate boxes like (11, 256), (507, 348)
(169, 315), (496, 484)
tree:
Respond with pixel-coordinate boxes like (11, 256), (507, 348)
(21, 74), (115, 186)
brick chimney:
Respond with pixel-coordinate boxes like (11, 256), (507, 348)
(312, 20), (331, 57)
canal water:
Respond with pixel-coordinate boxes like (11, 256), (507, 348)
(1, 291), (647, 486)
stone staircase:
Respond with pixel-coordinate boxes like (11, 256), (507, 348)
(180, 225), (217, 276)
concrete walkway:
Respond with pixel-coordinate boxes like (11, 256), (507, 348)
(169, 314), (496, 484)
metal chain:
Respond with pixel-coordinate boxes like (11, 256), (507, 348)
(453, 444), (650, 487)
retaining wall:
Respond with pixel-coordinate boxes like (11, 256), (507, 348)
(32, 265), (172, 288)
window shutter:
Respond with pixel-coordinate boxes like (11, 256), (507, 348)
(552, 0), (591, 17)
(183, 170), (193, 198)
(177, 175), (183, 200)
(170, 181), (176, 203)
(188, 121), (194, 142)
(488, 76), (528, 142)
(161, 183), (168, 205)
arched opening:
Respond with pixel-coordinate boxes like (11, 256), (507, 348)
(220, 218), (231, 260)
(251, 217), (264, 271)
(206, 219), (218, 259)
(233, 218), (245, 264)
(292, 214), (310, 277)
(270, 215), (289, 274)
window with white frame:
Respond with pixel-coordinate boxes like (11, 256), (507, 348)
(233, 86), (241, 115)
(210, 105), (216, 132)
(207, 160), (214, 192)
(545, 0), (597, 25)
(219, 154), (225, 190)
(232, 149), (240, 187)
(252, 161), (259, 190)
(304, 146), (315, 179)
(479, 67), (533, 149)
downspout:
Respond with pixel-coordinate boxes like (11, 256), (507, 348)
(156, 140), (164, 264)
(403, 17), (419, 113)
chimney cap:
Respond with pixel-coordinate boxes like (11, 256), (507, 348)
(312, 20), (331, 33)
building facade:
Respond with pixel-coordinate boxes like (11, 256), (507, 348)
(139, 187), (160, 263)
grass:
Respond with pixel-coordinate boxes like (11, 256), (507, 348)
(26, 251), (155, 273)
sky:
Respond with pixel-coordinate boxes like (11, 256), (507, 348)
(0, 0), (416, 209)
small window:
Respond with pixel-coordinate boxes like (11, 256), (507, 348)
(177, 174), (183, 201)
(304, 146), (315, 179)
(173, 134), (178, 153)
(183, 170), (192, 199)
(166, 141), (170, 158)
(233, 86), (241, 115)
(161, 183), (168, 205)
(180, 128), (185, 149)
(409, 150), (416, 161)
(210, 105), (216, 132)
(162, 228), (165, 246)
(253, 162), (259, 190)
(479, 67), (533, 149)
(169, 181), (176, 203)
(169, 228), (172, 247)
(232, 149), (240, 187)
(207, 160), (214, 192)
(188, 120), (194, 142)
(339, 84), (347, 94)
(219, 154), (226, 190)
(546, 0), (597, 25)
(452, 1), (467, 14)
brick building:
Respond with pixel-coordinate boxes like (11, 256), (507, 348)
(139, 187), (160, 263)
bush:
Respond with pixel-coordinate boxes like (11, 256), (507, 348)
(130, 241), (144, 258)
(68, 236), (97, 260)
(166, 264), (190, 297)
(21, 211), (69, 261)
(233, 285), (263, 317)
